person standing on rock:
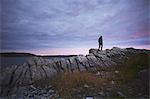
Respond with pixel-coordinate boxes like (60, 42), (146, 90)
(98, 36), (103, 51)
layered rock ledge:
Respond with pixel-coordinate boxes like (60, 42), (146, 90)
(1, 47), (150, 97)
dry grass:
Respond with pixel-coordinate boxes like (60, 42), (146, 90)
(117, 53), (149, 83)
(33, 53), (149, 98)
(52, 70), (108, 97)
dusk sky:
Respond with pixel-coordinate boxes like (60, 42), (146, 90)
(1, 0), (149, 55)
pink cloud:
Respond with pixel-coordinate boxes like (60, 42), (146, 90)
(131, 32), (150, 39)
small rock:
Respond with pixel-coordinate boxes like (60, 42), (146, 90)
(32, 90), (38, 95)
(115, 70), (119, 74)
(30, 85), (36, 90)
(43, 93), (49, 97)
(117, 91), (126, 97)
(84, 84), (89, 88)
(111, 80), (115, 84)
(98, 91), (104, 96)
(86, 96), (94, 99)
(96, 71), (100, 76)
(48, 89), (54, 93)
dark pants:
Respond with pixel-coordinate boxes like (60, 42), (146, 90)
(99, 44), (103, 51)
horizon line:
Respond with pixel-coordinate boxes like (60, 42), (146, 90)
(1, 46), (150, 56)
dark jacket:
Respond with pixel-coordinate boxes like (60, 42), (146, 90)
(98, 36), (103, 45)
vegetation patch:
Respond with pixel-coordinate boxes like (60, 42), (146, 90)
(51, 71), (109, 97)
(33, 53), (149, 98)
(117, 53), (149, 83)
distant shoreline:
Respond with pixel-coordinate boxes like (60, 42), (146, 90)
(0, 52), (77, 57)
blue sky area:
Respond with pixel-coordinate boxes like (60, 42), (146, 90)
(1, 0), (149, 55)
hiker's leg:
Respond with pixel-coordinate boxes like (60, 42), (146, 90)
(98, 44), (100, 50)
(101, 45), (103, 50)
(99, 45), (101, 51)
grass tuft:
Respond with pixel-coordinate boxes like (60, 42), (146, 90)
(52, 71), (108, 97)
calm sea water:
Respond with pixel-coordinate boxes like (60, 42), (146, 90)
(0, 57), (32, 68)
(0, 56), (70, 68)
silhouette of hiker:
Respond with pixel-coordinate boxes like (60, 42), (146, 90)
(98, 36), (103, 51)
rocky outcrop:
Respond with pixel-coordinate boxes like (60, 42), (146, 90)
(1, 47), (150, 96)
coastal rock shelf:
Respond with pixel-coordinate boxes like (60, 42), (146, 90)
(1, 47), (149, 97)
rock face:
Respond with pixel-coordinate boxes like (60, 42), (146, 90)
(1, 47), (149, 97)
